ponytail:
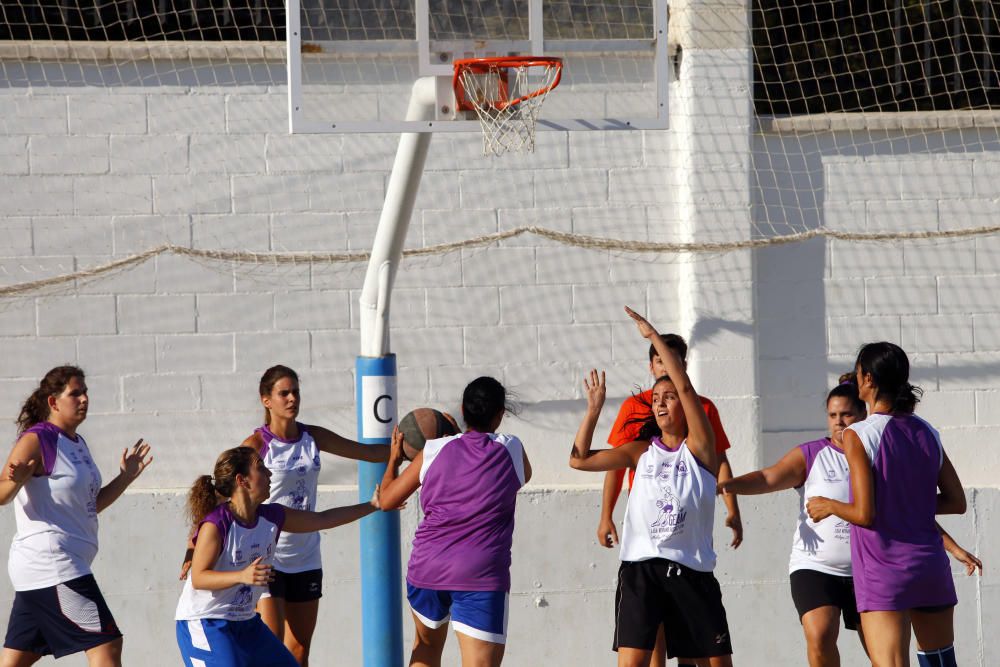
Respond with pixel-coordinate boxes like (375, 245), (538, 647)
(187, 475), (220, 526)
(186, 447), (260, 525)
(17, 365), (85, 434)
(855, 342), (922, 415)
(892, 383), (923, 414)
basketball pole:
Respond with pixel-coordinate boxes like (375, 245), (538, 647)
(356, 76), (438, 667)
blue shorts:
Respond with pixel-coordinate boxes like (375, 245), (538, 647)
(3, 574), (122, 658)
(406, 584), (509, 645)
(176, 616), (297, 667)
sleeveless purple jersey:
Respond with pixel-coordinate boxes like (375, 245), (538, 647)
(406, 431), (526, 592)
(848, 413), (957, 612)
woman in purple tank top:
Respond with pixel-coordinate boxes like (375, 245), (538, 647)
(379, 377), (532, 667)
(806, 343), (968, 667)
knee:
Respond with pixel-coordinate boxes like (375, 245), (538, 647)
(804, 626), (838, 654)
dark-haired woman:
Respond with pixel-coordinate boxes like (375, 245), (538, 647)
(379, 376), (531, 667)
(719, 376), (867, 666)
(569, 308), (733, 667)
(0, 366), (152, 666)
(244, 365), (388, 665)
(806, 343), (968, 667)
(175, 446), (380, 667)
(722, 374), (980, 667)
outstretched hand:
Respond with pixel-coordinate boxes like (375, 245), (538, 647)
(583, 369), (606, 414)
(624, 306), (658, 340)
(120, 439), (153, 480)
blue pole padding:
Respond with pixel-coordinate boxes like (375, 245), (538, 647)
(356, 355), (403, 667)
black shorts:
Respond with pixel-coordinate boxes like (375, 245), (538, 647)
(790, 569), (860, 631)
(614, 559), (733, 659)
(267, 568), (323, 603)
(3, 574), (122, 658)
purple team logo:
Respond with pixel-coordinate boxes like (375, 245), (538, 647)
(234, 549), (244, 563)
(287, 479), (308, 509)
(313, 453), (321, 468)
(675, 460), (689, 475)
(650, 490), (687, 535)
(233, 585), (253, 606)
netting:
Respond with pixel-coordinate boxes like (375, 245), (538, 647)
(1, 0), (1000, 476)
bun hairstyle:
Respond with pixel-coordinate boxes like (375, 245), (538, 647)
(258, 365), (299, 424)
(187, 447), (260, 525)
(855, 342), (923, 414)
(826, 372), (866, 415)
(462, 376), (518, 432)
(17, 365), (86, 434)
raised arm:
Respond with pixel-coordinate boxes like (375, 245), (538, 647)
(96, 439), (153, 513)
(806, 429), (874, 527)
(719, 447), (807, 496)
(569, 369), (646, 472)
(624, 306), (716, 473)
(312, 425), (390, 463)
(0, 433), (41, 506)
(379, 427), (422, 511)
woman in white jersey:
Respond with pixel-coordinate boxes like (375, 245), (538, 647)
(180, 365), (389, 665)
(0, 366), (152, 666)
(569, 308), (733, 667)
(245, 365), (389, 664)
(719, 375), (981, 667)
(176, 446), (381, 667)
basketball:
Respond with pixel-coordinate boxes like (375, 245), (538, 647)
(398, 408), (460, 461)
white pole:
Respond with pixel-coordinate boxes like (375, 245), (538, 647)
(359, 76), (439, 356)
(356, 75), (439, 667)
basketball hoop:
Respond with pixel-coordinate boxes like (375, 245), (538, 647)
(453, 56), (563, 156)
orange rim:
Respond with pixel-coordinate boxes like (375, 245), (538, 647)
(453, 56), (563, 111)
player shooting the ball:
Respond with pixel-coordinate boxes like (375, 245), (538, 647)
(379, 377), (531, 667)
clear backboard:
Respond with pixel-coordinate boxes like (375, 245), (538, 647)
(287, 0), (669, 133)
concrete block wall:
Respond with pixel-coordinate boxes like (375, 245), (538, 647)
(753, 130), (1000, 488)
(0, 74), (694, 489)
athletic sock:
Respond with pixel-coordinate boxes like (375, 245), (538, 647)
(677, 663), (698, 667)
(917, 645), (956, 667)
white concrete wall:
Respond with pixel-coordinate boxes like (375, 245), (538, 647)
(1, 0), (1000, 661)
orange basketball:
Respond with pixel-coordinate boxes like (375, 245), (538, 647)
(398, 408), (460, 461)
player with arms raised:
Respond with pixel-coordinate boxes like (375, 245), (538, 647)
(570, 308), (733, 667)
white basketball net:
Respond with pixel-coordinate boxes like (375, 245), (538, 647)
(457, 61), (562, 157)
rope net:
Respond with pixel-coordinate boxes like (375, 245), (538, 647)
(0, 0), (1000, 470)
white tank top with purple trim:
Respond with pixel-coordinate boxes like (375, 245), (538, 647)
(788, 438), (853, 576)
(257, 424), (322, 573)
(8, 422), (103, 591)
(619, 438), (717, 572)
(174, 502), (286, 622)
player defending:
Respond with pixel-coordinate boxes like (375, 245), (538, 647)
(175, 446), (381, 667)
(1, 366), (152, 667)
(597, 332), (740, 667)
(570, 308), (734, 667)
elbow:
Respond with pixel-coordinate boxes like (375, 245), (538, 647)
(952, 496), (968, 515)
(856, 509), (875, 529)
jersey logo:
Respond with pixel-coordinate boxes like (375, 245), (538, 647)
(650, 490), (687, 535)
